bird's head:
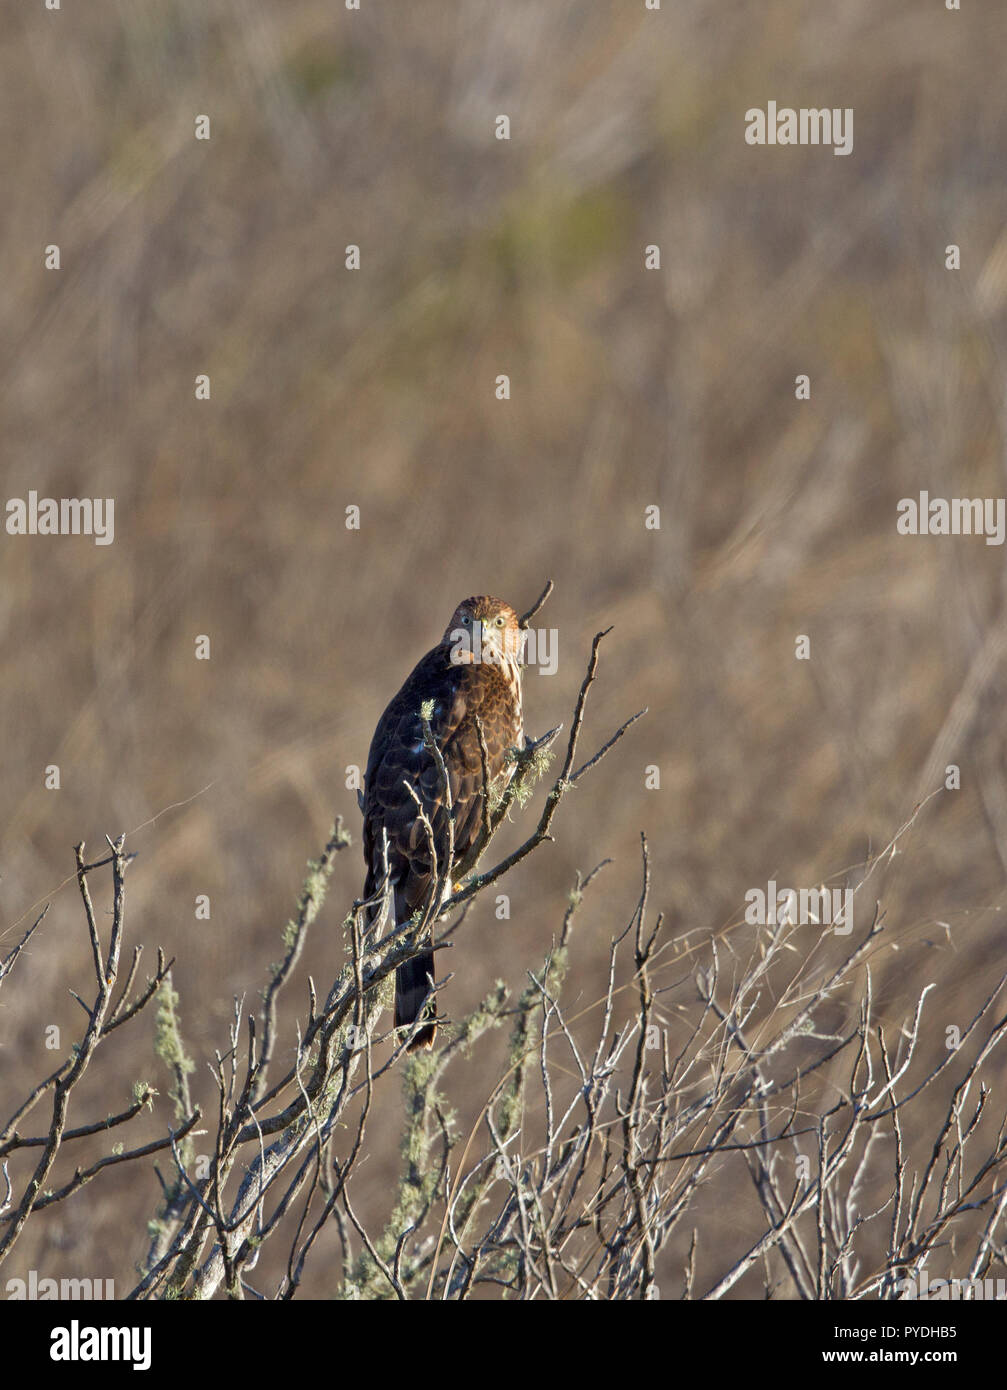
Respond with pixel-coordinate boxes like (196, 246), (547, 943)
(443, 595), (525, 666)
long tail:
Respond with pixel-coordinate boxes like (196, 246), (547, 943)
(395, 950), (436, 1051)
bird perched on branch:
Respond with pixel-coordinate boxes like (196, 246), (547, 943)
(361, 596), (526, 1050)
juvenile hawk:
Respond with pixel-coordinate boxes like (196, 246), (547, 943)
(362, 596), (526, 1049)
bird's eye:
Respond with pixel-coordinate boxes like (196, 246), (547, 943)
(460, 615), (470, 625)
(495, 615), (505, 627)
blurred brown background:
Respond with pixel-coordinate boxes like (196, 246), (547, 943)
(2, 0), (1007, 1298)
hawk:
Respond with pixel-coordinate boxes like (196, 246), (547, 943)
(362, 595), (526, 1049)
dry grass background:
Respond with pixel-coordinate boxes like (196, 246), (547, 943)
(2, 0), (1007, 1297)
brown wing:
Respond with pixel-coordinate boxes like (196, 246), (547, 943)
(364, 649), (459, 913)
(362, 646), (520, 914)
